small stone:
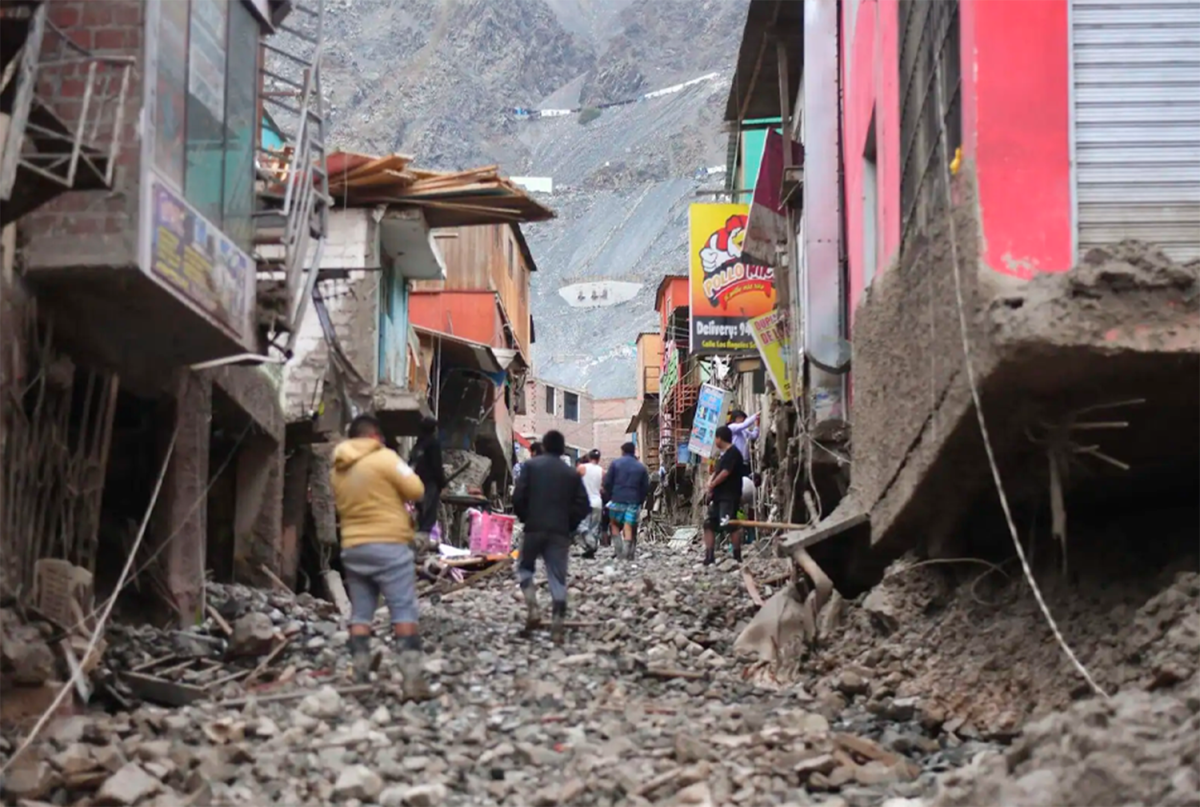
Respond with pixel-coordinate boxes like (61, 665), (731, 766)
(299, 686), (343, 720)
(2, 759), (55, 800)
(674, 732), (710, 763)
(95, 763), (162, 805)
(835, 671), (869, 697)
(794, 753), (837, 777)
(827, 765), (856, 789)
(51, 743), (98, 776)
(855, 761), (899, 786)
(229, 612), (276, 657)
(370, 705), (391, 725)
(403, 783), (448, 806)
(332, 765), (383, 802)
(674, 781), (715, 806)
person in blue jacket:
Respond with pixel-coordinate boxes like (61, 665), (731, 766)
(601, 442), (650, 561)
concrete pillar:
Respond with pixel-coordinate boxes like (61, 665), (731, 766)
(154, 371), (211, 627)
(233, 433), (284, 587)
(279, 446), (313, 589)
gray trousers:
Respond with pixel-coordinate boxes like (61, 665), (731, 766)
(341, 542), (418, 626)
(517, 531), (570, 604)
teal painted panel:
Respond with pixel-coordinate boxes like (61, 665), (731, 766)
(740, 129), (767, 203)
(261, 121), (285, 151)
(378, 268), (409, 386)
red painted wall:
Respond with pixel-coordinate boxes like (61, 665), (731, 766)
(843, 0), (1074, 316)
(842, 0), (902, 327)
(972, 0), (1073, 278)
(408, 291), (503, 348)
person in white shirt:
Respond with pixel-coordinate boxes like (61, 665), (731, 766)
(577, 449), (605, 558)
(741, 473), (756, 509)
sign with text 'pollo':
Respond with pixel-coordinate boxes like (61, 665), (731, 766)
(688, 203), (776, 355)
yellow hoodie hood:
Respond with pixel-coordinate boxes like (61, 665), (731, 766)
(333, 437), (384, 471)
(330, 438), (425, 547)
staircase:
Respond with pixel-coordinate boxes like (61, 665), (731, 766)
(0, 0), (134, 226)
(254, 0), (331, 357)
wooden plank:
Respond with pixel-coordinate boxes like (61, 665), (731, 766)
(121, 672), (208, 707)
(780, 511), (870, 551)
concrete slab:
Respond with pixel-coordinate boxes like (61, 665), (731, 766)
(373, 384), (432, 438)
(854, 226), (1200, 558)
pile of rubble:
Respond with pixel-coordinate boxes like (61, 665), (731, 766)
(787, 554), (1200, 740)
(2, 545), (968, 807)
(102, 584), (351, 707)
(928, 689), (1200, 807)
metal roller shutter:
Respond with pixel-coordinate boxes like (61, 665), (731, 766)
(1071, 0), (1200, 261)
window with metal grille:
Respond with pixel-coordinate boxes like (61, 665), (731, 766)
(898, 0), (962, 254)
(564, 392), (580, 422)
(545, 385), (555, 414)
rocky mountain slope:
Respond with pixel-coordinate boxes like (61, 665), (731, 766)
(320, 0), (748, 397)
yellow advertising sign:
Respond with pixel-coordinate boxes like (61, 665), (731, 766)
(688, 203), (776, 354)
(749, 310), (792, 401)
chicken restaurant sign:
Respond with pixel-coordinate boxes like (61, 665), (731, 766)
(688, 203), (775, 355)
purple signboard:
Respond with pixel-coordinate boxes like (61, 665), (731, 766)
(149, 177), (252, 340)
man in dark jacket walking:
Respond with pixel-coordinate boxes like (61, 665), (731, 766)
(408, 417), (448, 543)
(602, 442), (650, 561)
(512, 430), (590, 643)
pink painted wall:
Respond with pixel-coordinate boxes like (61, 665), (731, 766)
(843, 0), (1074, 313)
(971, 0), (1073, 278)
(842, 0), (902, 327)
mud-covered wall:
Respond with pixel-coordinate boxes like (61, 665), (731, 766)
(849, 171), (990, 551)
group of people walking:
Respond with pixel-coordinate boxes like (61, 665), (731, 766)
(325, 406), (752, 694)
(514, 435), (650, 641)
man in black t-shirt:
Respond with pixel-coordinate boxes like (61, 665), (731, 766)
(703, 425), (746, 566)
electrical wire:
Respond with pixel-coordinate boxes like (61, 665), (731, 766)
(931, 59), (1107, 700)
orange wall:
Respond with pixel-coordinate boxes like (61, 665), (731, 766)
(655, 277), (689, 337)
(417, 225), (532, 358)
(408, 291), (502, 347)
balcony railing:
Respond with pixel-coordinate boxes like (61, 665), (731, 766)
(0, 2), (134, 224)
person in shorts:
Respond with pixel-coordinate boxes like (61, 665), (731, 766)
(703, 425), (746, 566)
(602, 442), (650, 560)
(330, 415), (430, 699)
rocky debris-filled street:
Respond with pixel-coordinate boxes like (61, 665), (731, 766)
(0, 544), (974, 807)
(3, 538), (1198, 807)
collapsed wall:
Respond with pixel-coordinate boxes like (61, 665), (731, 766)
(850, 171), (1200, 564)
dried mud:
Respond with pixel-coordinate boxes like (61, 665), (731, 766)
(798, 555), (1199, 734)
(989, 239), (1200, 341)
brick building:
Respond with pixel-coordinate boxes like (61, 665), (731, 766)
(1, 0), (320, 619)
(514, 378), (639, 466)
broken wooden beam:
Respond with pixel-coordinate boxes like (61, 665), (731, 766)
(643, 667), (708, 681)
(121, 672), (208, 707)
(780, 511), (870, 552)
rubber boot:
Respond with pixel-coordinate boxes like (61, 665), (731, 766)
(626, 537), (637, 562)
(613, 535), (625, 561)
(550, 600), (567, 646)
(522, 584), (540, 633)
(398, 647), (432, 702)
(348, 634), (371, 683)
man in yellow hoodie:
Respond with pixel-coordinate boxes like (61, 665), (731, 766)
(330, 414), (430, 699)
